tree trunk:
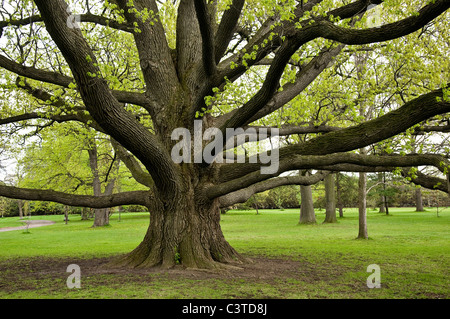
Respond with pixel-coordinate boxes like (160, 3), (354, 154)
(323, 173), (337, 223)
(383, 172), (389, 215)
(18, 200), (23, 219)
(357, 172), (368, 239)
(379, 197), (386, 213)
(92, 208), (110, 227)
(81, 207), (89, 220)
(336, 173), (344, 218)
(64, 205), (69, 224)
(88, 142), (119, 228)
(110, 191), (247, 269)
(415, 187), (424, 211)
(299, 184), (316, 224)
(377, 172), (385, 213)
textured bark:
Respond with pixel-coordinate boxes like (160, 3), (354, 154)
(299, 184), (316, 224)
(111, 177), (247, 269)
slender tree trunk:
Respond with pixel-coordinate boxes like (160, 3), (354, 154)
(336, 173), (344, 218)
(323, 173), (337, 223)
(18, 200), (23, 219)
(87, 142), (119, 227)
(64, 205), (69, 224)
(299, 184), (316, 224)
(415, 187), (424, 211)
(383, 172), (389, 215)
(378, 172), (385, 213)
(357, 172), (368, 239)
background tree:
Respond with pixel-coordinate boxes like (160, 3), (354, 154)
(323, 173), (337, 223)
(415, 186), (425, 212)
(299, 185), (316, 224)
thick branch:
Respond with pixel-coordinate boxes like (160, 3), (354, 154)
(218, 81), (449, 182)
(414, 124), (450, 134)
(0, 111), (99, 130)
(402, 169), (449, 194)
(0, 54), (149, 107)
(211, 153), (449, 199)
(215, 0), (376, 92)
(319, 0), (450, 45)
(214, 0), (245, 64)
(282, 88), (450, 157)
(111, 139), (154, 188)
(116, 0), (179, 109)
(7, 78), (106, 132)
(218, 171), (329, 207)
(194, 0), (216, 76)
(0, 184), (150, 208)
(0, 13), (133, 32)
(248, 124), (341, 136)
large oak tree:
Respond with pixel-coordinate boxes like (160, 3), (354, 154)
(0, 0), (449, 269)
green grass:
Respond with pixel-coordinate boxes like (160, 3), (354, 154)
(0, 207), (448, 299)
(0, 213), (150, 258)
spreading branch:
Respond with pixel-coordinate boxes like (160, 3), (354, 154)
(0, 54), (150, 107)
(218, 171), (329, 207)
(0, 184), (151, 208)
(0, 13), (133, 32)
(210, 153), (449, 200)
(401, 169), (450, 195)
(214, 0), (245, 64)
(194, 0), (216, 76)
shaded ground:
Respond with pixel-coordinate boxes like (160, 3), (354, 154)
(0, 255), (352, 298)
(0, 255), (322, 284)
(0, 255), (447, 298)
(0, 220), (55, 233)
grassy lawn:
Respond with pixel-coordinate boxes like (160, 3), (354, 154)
(0, 207), (448, 299)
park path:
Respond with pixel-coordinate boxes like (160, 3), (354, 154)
(0, 220), (55, 232)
